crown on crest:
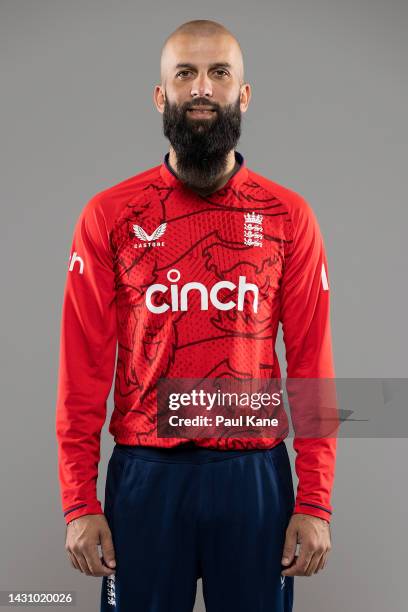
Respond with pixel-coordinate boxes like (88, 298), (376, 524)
(244, 211), (263, 225)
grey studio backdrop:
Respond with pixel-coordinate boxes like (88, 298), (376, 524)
(1, 0), (407, 610)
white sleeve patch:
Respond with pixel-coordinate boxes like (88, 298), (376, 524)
(321, 262), (329, 291)
(68, 251), (84, 274)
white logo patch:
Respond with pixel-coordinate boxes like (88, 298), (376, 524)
(281, 575), (286, 590)
(243, 211), (263, 247)
(107, 573), (116, 606)
(68, 251), (84, 274)
(133, 222), (166, 248)
(321, 262), (329, 291)
(146, 268), (259, 314)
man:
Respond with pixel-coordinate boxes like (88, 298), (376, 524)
(56, 19), (337, 612)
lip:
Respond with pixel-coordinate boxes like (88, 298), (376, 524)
(187, 108), (217, 118)
(188, 107), (216, 111)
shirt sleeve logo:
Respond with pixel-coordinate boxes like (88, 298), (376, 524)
(321, 262), (329, 290)
(68, 251), (84, 274)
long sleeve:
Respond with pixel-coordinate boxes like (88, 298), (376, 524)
(55, 194), (117, 525)
(280, 195), (338, 523)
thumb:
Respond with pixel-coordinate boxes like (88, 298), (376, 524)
(100, 528), (116, 568)
(281, 525), (297, 566)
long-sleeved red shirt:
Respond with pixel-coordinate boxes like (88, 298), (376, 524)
(55, 150), (337, 525)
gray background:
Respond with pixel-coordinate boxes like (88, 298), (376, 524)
(1, 0), (407, 610)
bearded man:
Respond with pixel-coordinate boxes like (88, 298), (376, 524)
(56, 18), (337, 612)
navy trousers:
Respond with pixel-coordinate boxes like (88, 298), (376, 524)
(100, 440), (295, 611)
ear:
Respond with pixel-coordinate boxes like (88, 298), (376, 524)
(153, 85), (166, 114)
(240, 83), (252, 113)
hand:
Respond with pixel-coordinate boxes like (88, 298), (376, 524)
(65, 514), (116, 577)
(281, 513), (332, 577)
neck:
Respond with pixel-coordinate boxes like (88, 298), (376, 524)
(168, 146), (238, 196)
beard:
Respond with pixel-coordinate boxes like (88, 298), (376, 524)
(162, 94), (242, 190)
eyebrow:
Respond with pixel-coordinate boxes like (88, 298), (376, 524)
(174, 62), (233, 71)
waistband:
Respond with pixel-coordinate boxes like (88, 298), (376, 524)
(113, 440), (286, 464)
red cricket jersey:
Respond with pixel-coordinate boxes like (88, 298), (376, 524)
(55, 151), (337, 525)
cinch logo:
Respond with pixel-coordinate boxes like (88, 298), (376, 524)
(133, 222), (166, 248)
(146, 268), (259, 314)
(68, 251), (84, 274)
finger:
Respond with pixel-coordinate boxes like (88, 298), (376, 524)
(318, 551), (329, 572)
(100, 555), (117, 576)
(67, 551), (80, 571)
(305, 551), (323, 576)
(281, 526), (298, 567)
(294, 544), (314, 576)
(70, 550), (87, 574)
(82, 544), (114, 577)
(281, 555), (299, 577)
(100, 530), (117, 571)
(315, 554), (325, 572)
(75, 551), (92, 575)
(282, 544), (313, 577)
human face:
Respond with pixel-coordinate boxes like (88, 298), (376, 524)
(155, 33), (250, 189)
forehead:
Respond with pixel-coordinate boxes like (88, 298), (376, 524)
(164, 33), (239, 71)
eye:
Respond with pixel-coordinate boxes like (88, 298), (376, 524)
(214, 69), (229, 77)
(176, 70), (191, 78)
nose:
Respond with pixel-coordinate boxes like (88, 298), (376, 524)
(190, 72), (213, 98)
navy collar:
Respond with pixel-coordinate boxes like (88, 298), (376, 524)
(160, 150), (248, 192)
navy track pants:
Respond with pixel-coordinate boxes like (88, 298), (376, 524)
(100, 440), (295, 612)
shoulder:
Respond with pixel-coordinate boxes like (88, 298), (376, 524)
(247, 168), (317, 222)
(78, 163), (162, 227)
(246, 168), (322, 242)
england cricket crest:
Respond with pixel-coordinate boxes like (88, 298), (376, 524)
(243, 211), (263, 247)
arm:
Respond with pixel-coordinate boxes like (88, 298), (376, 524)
(55, 194), (117, 526)
(279, 194), (338, 577)
(279, 194), (337, 523)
